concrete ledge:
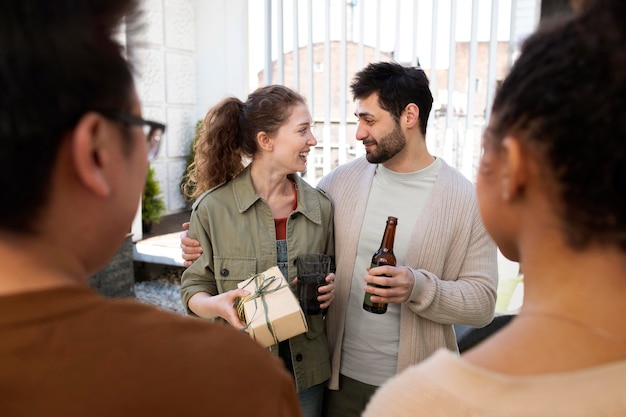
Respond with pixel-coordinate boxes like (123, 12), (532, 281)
(133, 232), (185, 267)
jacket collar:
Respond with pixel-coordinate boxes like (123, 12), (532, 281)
(231, 165), (324, 225)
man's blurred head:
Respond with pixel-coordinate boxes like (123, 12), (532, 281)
(0, 0), (142, 235)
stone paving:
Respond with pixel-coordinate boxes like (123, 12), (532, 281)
(135, 277), (185, 315)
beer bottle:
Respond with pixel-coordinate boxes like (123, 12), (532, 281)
(363, 216), (397, 314)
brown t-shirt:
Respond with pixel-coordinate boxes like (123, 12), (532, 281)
(0, 285), (302, 417)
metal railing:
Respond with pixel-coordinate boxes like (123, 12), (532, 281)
(253, 0), (537, 183)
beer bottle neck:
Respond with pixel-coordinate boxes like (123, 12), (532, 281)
(379, 226), (396, 252)
(379, 217), (397, 252)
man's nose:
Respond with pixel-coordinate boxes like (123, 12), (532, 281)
(355, 124), (368, 141)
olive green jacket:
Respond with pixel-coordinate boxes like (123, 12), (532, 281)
(180, 166), (334, 393)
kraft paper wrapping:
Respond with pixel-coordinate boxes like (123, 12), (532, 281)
(236, 266), (308, 348)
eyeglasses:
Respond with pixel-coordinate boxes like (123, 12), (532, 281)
(98, 110), (166, 160)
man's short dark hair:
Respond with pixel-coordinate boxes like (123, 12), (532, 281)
(350, 61), (434, 136)
(0, 0), (140, 233)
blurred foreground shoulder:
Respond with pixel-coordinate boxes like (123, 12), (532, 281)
(362, 349), (467, 417)
(108, 299), (305, 417)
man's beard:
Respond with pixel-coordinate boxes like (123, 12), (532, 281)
(364, 123), (406, 164)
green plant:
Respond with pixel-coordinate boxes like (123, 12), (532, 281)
(180, 119), (203, 202)
(142, 164), (166, 225)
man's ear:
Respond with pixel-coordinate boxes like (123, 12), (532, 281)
(403, 103), (420, 128)
(500, 136), (527, 202)
(71, 112), (112, 197)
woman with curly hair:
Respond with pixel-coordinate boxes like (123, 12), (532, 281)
(180, 85), (335, 417)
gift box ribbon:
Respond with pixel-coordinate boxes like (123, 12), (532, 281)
(236, 273), (284, 345)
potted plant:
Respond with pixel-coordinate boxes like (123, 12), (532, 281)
(142, 164), (166, 234)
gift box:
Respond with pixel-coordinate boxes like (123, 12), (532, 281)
(236, 266), (308, 348)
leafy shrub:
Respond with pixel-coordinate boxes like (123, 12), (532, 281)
(142, 164), (166, 225)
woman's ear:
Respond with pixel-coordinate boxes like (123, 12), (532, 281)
(500, 136), (527, 201)
(257, 131), (273, 151)
(71, 112), (112, 197)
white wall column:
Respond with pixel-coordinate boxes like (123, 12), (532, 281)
(196, 0), (249, 117)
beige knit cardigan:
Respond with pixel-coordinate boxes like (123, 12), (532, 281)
(317, 157), (498, 390)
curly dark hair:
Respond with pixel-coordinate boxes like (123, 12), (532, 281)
(184, 85), (307, 198)
(488, 0), (626, 251)
(350, 61), (433, 136)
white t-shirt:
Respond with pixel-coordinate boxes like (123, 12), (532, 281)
(340, 158), (441, 386)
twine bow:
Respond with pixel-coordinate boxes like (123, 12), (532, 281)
(236, 273), (284, 345)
